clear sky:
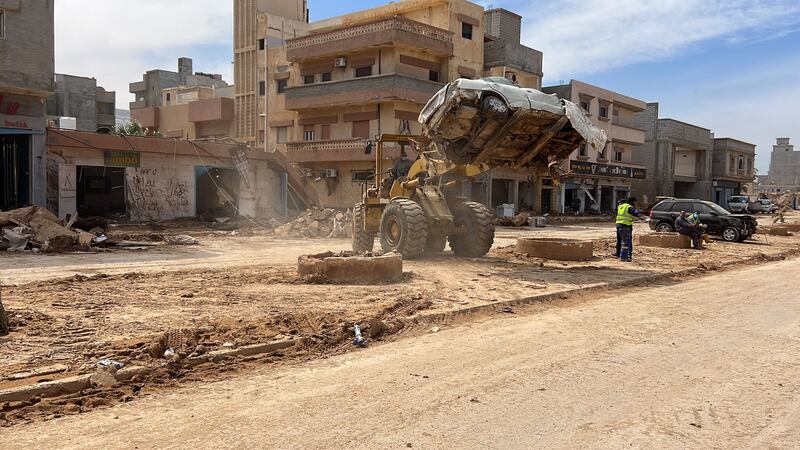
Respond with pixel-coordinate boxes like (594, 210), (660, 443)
(55, 0), (800, 173)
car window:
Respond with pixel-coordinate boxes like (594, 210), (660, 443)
(670, 202), (693, 212)
(695, 204), (714, 214)
(652, 202), (671, 212)
(703, 202), (730, 215)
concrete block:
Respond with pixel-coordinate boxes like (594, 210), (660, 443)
(638, 233), (692, 249)
(516, 238), (593, 261)
(298, 252), (403, 283)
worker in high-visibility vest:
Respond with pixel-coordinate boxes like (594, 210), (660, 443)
(614, 197), (642, 262)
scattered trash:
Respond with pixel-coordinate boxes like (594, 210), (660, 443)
(431, 326), (441, 333)
(97, 359), (125, 370)
(3, 226), (32, 252)
(222, 342), (235, 348)
(165, 234), (200, 246)
(500, 306), (515, 314)
(163, 348), (176, 358)
(273, 207), (353, 239)
(353, 324), (367, 347)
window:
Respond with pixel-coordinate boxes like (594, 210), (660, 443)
(355, 66), (373, 78)
(599, 106), (608, 118)
(505, 72), (517, 84)
(578, 143), (587, 157)
(429, 70), (440, 82)
(462, 22), (473, 40)
(276, 127), (288, 144)
(166, 93), (171, 103)
(670, 202), (694, 212)
(737, 157), (745, 171)
(321, 72), (332, 82)
(259, 81), (266, 96)
(580, 100), (589, 112)
(352, 170), (375, 183)
(258, 38), (266, 50)
(614, 148), (623, 162)
(276, 79), (287, 94)
(321, 124), (331, 140)
(352, 120), (370, 139)
(303, 74), (315, 85)
(598, 144), (607, 160)
(303, 125), (315, 141)
(0, 10), (5, 40)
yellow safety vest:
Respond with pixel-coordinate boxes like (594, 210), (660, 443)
(616, 203), (635, 226)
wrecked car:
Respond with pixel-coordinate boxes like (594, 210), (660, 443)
(418, 77), (607, 176)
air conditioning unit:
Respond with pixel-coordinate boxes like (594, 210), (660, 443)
(301, 168), (314, 177)
(322, 169), (338, 178)
(334, 57), (347, 68)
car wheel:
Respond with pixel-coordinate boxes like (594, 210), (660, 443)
(722, 226), (741, 242)
(656, 222), (673, 233)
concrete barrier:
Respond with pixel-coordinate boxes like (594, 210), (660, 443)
(516, 238), (593, 261)
(638, 233), (692, 249)
(298, 252), (403, 283)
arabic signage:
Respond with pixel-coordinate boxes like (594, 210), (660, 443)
(104, 150), (141, 168)
(570, 160), (646, 180)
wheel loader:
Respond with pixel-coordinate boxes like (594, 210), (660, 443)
(353, 77), (607, 259)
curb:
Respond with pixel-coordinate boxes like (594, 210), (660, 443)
(1, 249), (797, 406)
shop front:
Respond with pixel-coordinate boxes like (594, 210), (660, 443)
(0, 93), (48, 209)
(561, 160), (647, 213)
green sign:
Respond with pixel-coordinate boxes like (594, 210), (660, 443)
(104, 150), (141, 168)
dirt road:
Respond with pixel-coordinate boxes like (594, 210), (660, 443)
(5, 258), (799, 449)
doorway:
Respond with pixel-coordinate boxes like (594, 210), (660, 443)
(491, 178), (512, 208)
(195, 167), (240, 218)
(0, 134), (31, 210)
(541, 188), (552, 213)
(76, 166), (127, 217)
(600, 186), (614, 212)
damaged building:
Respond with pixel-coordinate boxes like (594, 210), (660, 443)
(45, 129), (292, 221)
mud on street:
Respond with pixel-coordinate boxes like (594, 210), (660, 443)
(1, 217), (800, 426)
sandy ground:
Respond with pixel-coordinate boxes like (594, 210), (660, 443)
(5, 257), (799, 449)
(1, 215), (799, 425)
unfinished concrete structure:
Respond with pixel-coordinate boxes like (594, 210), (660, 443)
(129, 58), (228, 111)
(631, 103), (714, 205)
(47, 74), (116, 132)
(131, 84), (235, 140)
(712, 138), (756, 208)
(0, 0), (54, 210)
(542, 80), (647, 214)
(764, 138), (799, 193)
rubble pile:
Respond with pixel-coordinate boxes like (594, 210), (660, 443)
(0, 206), (103, 253)
(273, 208), (353, 239)
(497, 212), (531, 227)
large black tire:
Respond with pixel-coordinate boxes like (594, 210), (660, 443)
(379, 199), (428, 258)
(0, 298), (8, 337)
(449, 201), (495, 257)
(425, 234), (447, 253)
(352, 204), (375, 253)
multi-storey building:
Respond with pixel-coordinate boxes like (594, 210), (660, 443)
(234, 0), (544, 209)
(129, 57), (228, 111)
(0, 0), (54, 210)
(631, 103), (714, 204)
(542, 80), (647, 213)
(47, 74), (116, 132)
(131, 84), (235, 140)
(764, 138), (800, 193)
(711, 138), (756, 208)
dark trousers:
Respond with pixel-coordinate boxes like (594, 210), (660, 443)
(678, 229), (702, 248)
(616, 224), (633, 260)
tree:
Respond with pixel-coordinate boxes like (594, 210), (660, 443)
(114, 120), (161, 138)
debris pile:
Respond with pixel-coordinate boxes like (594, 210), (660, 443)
(273, 208), (353, 239)
(497, 212), (531, 227)
(0, 206), (104, 253)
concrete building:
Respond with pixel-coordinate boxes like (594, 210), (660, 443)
(764, 138), (800, 193)
(129, 58), (228, 110)
(45, 129), (288, 221)
(631, 103), (714, 205)
(131, 85), (235, 140)
(47, 74), (116, 132)
(0, 0), (54, 210)
(542, 80), (647, 214)
(711, 138), (756, 208)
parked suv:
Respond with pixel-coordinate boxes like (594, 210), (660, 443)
(648, 198), (758, 242)
(728, 195), (750, 213)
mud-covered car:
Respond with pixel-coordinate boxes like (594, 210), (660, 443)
(418, 77), (607, 176)
(649, 198), (758, 242)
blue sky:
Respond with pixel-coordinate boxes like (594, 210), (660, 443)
(55, 0), (800, 173)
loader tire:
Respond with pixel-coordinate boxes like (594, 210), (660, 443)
(425, 234), (447, 253)
(0, 299), (8, 337)
(380, 198), (428, 259)
(449, 201), (495, 257)
(352, 203), (375, 253)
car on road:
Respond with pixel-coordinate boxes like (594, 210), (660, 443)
(648, 198), (758, 242)
(749, 198), (776, 214)
(728, 195), (751, 214)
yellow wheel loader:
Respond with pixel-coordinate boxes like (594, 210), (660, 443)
(353, 77), (608, 259)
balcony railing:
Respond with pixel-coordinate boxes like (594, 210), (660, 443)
(285, 73), (443, 110)
(286, 16), (453, 60)
(286, 138), (367, 153)
(612, 116), (643, 130)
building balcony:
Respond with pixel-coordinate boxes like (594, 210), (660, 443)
(189, 97), (234, 123)
(96, 114), (116, 128)
(483, 41), (543, 76)
(129, 81), (146, 93)
(611, 124), (646, 146)
(129, 100), (147, 110)
(286, 16), (454, 62)
(96, 91), (116, 104)
(285, 74), (443, 111)
(284, 138), (410, 163)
